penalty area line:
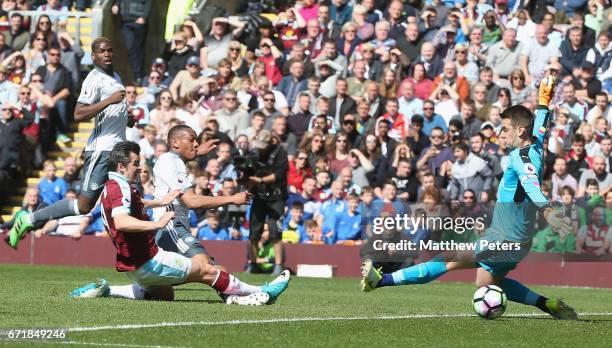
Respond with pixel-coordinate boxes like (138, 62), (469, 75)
(70, 312), (612, 332)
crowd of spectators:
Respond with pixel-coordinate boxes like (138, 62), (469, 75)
(0, 0), (611, 258)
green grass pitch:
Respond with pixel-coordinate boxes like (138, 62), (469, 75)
(1, 264), (611, 347)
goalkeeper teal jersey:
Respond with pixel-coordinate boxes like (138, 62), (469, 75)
(489, 106), (551, 243)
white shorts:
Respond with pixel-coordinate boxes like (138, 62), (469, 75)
(126, 248), (192, 289)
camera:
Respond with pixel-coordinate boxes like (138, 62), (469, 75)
(233, 149), (264, 180)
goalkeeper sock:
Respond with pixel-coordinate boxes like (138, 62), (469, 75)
(379, 261), (448, 287)
(211, 270), (260, 295)
(500, 278), (549, 312)
(109, 284), (145, 300)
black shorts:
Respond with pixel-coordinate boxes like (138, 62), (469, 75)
(155, 220), (209, 259)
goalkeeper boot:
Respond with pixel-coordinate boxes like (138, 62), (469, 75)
(5, 211), (34, 249)
(545, 299), (578, 320)
(260, 270), (290, 302)
(70, 279), (110, 298)
(360, 259), (382, 292)
(226, 292), (270, 306)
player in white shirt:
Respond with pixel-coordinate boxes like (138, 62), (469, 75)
(7, 37), (135, 249)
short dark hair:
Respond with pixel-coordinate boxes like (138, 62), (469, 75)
(500, 105), (534, 135)
(167, 124), (195, 144)
(92, 37), (112, 52)
(471, 132), (485, 142)
(585, 178), (599, 188)
(291, 201), (304, 211)
(108, 141), (140, 170)
(453, 142), (469, 153)
(572, 133), (585, 144)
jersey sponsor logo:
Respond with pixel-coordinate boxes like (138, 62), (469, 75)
(537, 126), (546, 135)
(90, 182), (99, 191)
(523, 163), (536, 175)
(184, 236), (195, 244)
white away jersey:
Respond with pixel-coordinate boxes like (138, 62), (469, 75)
(152, 152), (193, 227)
(78, 67), (128, 152)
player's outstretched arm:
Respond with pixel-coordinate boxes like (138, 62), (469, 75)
(114, 211), (174, 233)
(532, 75), (556, 148)
(142, 190), (181, 208)
(74, 90), (125, 121)
(180, 188), (252, 210)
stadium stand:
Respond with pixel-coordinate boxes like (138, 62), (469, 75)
(0, 0), (611, 272)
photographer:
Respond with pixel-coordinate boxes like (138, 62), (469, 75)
(238, 130), (289, 274)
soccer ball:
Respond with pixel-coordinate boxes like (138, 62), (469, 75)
(473, 285), (507, 320)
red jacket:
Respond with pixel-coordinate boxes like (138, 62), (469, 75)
(257, 55), (283, 85)
(287, 161), (313, 193)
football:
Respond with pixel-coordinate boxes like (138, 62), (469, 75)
(473, 285), (508, 319)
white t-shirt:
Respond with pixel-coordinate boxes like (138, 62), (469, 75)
(78, 67), (128, 152)
(152, 152), (193, 227)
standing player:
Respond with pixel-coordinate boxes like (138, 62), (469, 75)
(7, 37), (129, 248)
(361, 75), (578, 319)
(70, 141), (286, 305)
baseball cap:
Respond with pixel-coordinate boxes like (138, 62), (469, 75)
(186, 56), (200, 67)
(442, 25), (456, 34)
(252, 129), (272, 150)
(152, 57), (166, 66)
(481, 121), (495, 130)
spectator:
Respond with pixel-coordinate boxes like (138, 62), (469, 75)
(38, 160), (67, 206)
(346, 59), (368, 98)
(35, 45), (72, 143)
(577, 156), (611, 198)
(454, 43), (479, 84)
(57, 31), (84, 86)
(572, 61), (602, 105)
(276, 60), (308, 108)
(1, 188), (50, 233)
(3, 13), (29, 51)
(355, 100), (375, 135)
(585, 31), (611, 81)
(337, 22), (361, 58)
(111, 0), (152, 83)
(329, 0), (352, 26)
(339, 113), (361, 148)
(302, 219), (323, 243)
(576, 206), (609, 255)
(566, 134), (592, 180)
(288, 149), (313, 194)
(256, 38), (283, 86)
(481, 9), (502, 45)
(285, 176), (321, 221)
(169, 56), (204, 99)
(418, 7), (440, 42)
(63, 156), (82, 194)
(287, 93), (314, 138)
(0, 64), (18, 104)
(478, 66), (501, 104)
(557, 83), (589, 124)
(282, 43), (315, 79)
(215, 142), (237, 180)
(486, 28), (522, 80)
(358, 42), (383, 81)
(197, 210), (229, 241)
(520, 24), (561, 86)
(32, 15), (58, 48)
(215, 89), (249, 140)
(551, 157), (578, 202)
(560, 27), (589, 78)
(416, 126), (453, 176)
(378, 98), (408, 141)
(415, 42), (443, 79)
(319, 180), (347, 241)
(378, 68), (400, 99)
(330, 78), (356, 126)
(396, 23), (422, 63)
(363, 81), (386, 119)
(281, 201), (305, 244)
(449, 142), (492, 202)
(0, 102), (32, 167)
(205, 17), (246, 69)
(351, 4), (374, 41)
(330, 193), (362, 244)
(586, 91), (611, 124)
(430, 61), (470, 104)
(138, 124), (157, 163)
(506, 9), (535, 43)
(508, 69), (535, 105)
(314, 39), (348, 77)
(162, 32), (197, 78)
(149, 90), (176, 140)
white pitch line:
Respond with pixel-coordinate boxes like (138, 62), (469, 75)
(70, 312), (612, 333)
(0, 338), (183, 348)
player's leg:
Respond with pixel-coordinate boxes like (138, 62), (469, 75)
(476, 268), (577, 319)
(6, 151), (108, 248)
(159, 222), (291, 300)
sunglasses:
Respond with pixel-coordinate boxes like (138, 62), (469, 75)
(343, 120), (355, 125)
(39, 21), (50, 26)
(230, 47), (240, 51)
(20, 91), (30, 95)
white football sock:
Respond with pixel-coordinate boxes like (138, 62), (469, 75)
(109, 284), (145, 300)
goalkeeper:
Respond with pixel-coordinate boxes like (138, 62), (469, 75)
(361, 73), (578, 320)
